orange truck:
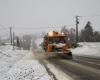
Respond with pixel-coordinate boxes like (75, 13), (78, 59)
(43, 31), (72, 59)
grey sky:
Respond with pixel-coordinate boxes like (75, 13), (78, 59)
(0, 0), (100, 35)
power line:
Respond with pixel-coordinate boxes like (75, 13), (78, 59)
(0, 24), (10, 35)
(12, 25), (75, 30)
(78, 15), (100, 20)
(82, 15), (100, 17)
(0, 24), (9, 30)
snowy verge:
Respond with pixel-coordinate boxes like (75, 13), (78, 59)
(0, 45), (28, 78)
(2, 60), (52, 80)
(71, 42), (100, 58)
(0, 45), (53, 80)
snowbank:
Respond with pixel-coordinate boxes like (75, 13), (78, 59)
(72, 42), (100, 58)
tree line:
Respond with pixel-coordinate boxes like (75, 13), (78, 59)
(61, 21), (100, 43)
(11, 34), (37, 50)
(79, 21), (100, 42)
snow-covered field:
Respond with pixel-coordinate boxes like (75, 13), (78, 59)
(0, 45), (52, 80)
(72, 42), (100, 58)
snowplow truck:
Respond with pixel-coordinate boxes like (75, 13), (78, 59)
(43, 31), (72, 59)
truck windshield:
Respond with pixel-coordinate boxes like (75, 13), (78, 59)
(48, 37), (66, 44)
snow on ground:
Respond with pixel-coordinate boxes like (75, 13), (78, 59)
(2, 60), (52, 80)
(72, 42), (100, 58)
(0, 45), (28, 78)
(0, 45), (52, 80)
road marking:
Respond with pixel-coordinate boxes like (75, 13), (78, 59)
(43, 60), (74, 80)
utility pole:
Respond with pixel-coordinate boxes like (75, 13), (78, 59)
(16, 36), (20, 47)
(76, 16), (79, 43)
(10, 27), (12, 45)
(13, 32), (15, 49)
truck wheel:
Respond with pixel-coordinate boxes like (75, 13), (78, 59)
(67, 52), (73, 59)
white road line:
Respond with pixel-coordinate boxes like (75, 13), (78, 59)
(43, 60), (74, 80)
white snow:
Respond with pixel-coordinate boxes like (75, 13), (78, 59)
(2, 60), (52, 80)
(0, 45), (53, 80)
(53, 43), (66, 48)
(72, 42), (100, 58)
(0, 45), (28, 78)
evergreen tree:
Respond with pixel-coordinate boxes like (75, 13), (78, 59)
(94, 31), (100, 42)
(85, 21), (94, 41)
(80, 21), (94, 42)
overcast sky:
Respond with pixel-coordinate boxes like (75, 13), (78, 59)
(0, 0), (100, 35)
